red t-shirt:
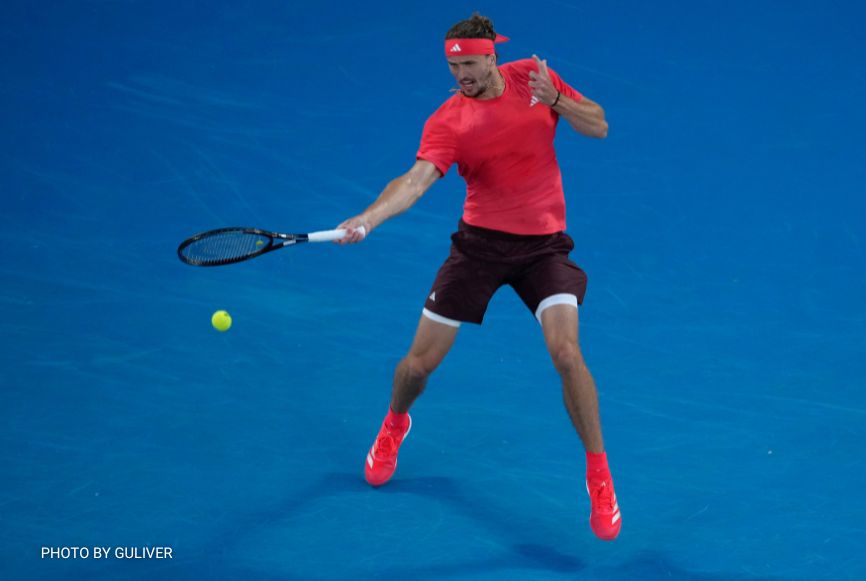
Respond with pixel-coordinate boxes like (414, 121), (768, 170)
(417, 59), (582, 235)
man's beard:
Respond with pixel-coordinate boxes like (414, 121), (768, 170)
(461, 69), (494, 98)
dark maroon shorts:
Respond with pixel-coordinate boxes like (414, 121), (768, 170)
(423, 220), (588, 325)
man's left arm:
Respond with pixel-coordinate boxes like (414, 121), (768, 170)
(529, 55), (608, 139)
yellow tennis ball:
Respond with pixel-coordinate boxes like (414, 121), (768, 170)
(211, 310), (232, 332)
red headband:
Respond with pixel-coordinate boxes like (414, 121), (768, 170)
(444, 34), (509, 56)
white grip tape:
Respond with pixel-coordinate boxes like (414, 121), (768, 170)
(308, 226), (366, 243)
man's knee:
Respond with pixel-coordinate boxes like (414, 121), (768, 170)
(549, 340), (583, 375)
(402, 352), (442, 380)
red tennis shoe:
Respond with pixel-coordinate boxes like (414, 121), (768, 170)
(587, 475), (621, 540)
(365, 412), (412, 487)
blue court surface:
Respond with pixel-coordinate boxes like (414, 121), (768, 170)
(2, 1), (865, 579)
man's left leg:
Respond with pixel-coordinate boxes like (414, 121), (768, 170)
(540, 304), (603, 452)
(540, 303), (621, 541)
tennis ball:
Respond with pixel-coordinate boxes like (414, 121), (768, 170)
(211, 310), (232, 332)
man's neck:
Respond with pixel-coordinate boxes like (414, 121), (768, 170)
(475, 69), (505, 100)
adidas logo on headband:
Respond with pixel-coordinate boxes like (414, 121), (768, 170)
(450, 43), (462, 53)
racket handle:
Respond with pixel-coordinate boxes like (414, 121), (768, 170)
(308, 226), (367, 243)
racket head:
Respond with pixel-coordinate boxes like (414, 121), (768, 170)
(177, 227), (292, 266)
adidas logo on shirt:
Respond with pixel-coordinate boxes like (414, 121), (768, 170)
(529, 96), (540, 107)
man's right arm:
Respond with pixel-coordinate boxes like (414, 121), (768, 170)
(336, 159), (442, 244)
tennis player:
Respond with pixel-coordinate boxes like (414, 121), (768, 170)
(337, 13), (620, 540)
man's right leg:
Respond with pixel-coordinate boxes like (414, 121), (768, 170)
(365, 313), (459, 486)
(390, 313), (460, 413)
(367, 220), (500, 486)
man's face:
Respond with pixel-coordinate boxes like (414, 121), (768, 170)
(447, 54), (497, 98)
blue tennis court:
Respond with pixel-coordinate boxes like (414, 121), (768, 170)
(2, 1), (865, 579)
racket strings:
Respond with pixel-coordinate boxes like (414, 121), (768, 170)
(181, 231), (272, 265)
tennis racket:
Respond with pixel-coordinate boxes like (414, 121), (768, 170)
(177, 226), (365, 267)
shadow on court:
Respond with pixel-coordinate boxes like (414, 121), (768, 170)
(376, 475), (587, 578)
(89, 472), (793, 581)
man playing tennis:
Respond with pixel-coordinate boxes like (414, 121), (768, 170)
(337, 13), (620, 541)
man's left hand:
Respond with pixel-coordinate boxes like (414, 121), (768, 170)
(529, 54), (559, 106)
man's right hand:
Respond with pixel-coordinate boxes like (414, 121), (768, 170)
(335, 216), (370, 245)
